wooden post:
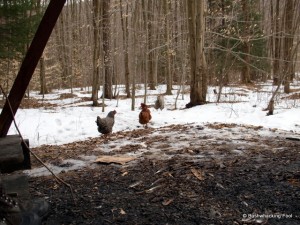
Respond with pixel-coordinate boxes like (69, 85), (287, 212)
(0, 0), (66, 137)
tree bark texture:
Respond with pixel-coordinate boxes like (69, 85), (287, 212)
(103, 0), (112, 99)
(240, 0), (251, 84)
(39, 56), (48, 96)
(119, 0), (131, 97)
(91, 0), (101, 106)
(187, 0), (207, 108)
(283, 0), (294, 93)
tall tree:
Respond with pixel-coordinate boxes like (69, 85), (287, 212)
(265, 0), (300, 114)
(240, 0), (251, 84)
(164, 0), (173, 95)
(58, 7), (71, 88)
(131, 1), (141, 111)
(272, 0), (281, 85)
(142, 0), (149, 103)
(39, 56), (48, 95)
(147, 0), (156, 90)
(119, 0), (131, 97)
(186, 0), (207, 108)
(283, 0), (298, 93)
(102, 0), (112, 99)
(91, 0), (101, 106)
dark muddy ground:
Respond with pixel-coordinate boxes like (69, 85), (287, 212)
(28, 124), (300, 225)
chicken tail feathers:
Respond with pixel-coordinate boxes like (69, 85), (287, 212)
(96, 116), (101, 126)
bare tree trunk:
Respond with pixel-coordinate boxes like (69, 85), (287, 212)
(39, 56), (48, 96)
(102, 0), (112, 99)
(266, 80), (282, 116)
(186, 0), (207, 108)
(131, 57), (136, 111)
(67, 2), (74, 94)
(240, 0), (251, 84)
(283, 0), (295, 93)
(58, 13), (69, 86)
(119, 0), (131, 97)
(131, 1), (140, 111)
(5, 60), (11, 98)
(147, 0), (156, 90)
(265, 0), (300, 114)
(269, 0), (275, 80)
(216, 0), (234, 103)
(273, 0), (281, 85)
(91, 0), (101, 106)
(142, 0), (148, 104)
(164, 0), (173, 95)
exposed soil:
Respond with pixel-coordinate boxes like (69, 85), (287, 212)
(28, 124), (300, 225)
(0, 94), (92, 109)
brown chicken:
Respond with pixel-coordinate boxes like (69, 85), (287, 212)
(139, 103), (152, 128)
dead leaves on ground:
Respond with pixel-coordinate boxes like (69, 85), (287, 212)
(206, 122), (263, 131)
(281, 92), (300, 100)
(190, 167), (205, 181)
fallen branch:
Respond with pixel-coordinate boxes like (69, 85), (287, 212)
(286, 137), (300, 141)
(0, 84), (76, 204)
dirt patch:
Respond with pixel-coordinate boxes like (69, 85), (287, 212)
(282, 93), (300, 100)
(0, 98), (57, 109)
(59, 93), (78, 99)
(28, 124), (300, 225)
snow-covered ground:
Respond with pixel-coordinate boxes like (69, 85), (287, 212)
(3, 81), (300, 177)
(4, 82), (300, 148)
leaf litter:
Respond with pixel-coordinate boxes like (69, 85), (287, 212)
(27, 123), (300, 224)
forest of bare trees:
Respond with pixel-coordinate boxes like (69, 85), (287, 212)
(0, 0), (299, 108)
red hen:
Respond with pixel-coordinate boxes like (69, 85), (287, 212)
(139, 103), (152, 128)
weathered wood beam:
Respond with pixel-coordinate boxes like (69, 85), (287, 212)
(0, 0), (66, 137)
